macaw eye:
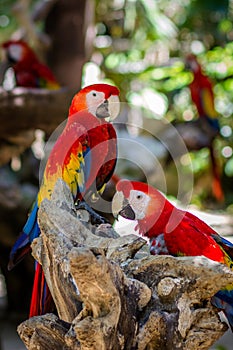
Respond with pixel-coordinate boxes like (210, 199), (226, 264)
(136, 194), (142, 200)
(92, 92), (97, 97)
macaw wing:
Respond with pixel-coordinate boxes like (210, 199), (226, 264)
(38, 121), (90, 204)
(165, 213), (226, 263)
(212, 289), (233, 331)
(79, 122), (117, 200)
(62, 139), (90, 200)
(211, 234), (233, 263)
(32, 62), (59, 89)
(95, 123), (117, 191)
(8, 201), (40, 270)
(185, 211), (218, 235)
(57, 122), (91, 200)
(15, 70), (38, 87)
(201, 86), (218, 119)
(184, 211), (233, 262)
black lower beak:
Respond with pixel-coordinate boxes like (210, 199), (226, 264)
(7, 52), (17, 64)
(96, 99), (110, 119)
(119, 204), (135, 220)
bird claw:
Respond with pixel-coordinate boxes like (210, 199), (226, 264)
(75, 201), (109, 225)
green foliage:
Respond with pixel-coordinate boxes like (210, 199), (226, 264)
(93, 0), (233, 207)
(215, 345), (228, 350)
(0, 0), (18, 41)
(1, 0), (233, 207)
(0, 0), (41, 42)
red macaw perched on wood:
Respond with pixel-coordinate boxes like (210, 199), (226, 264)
(9, 83), (120, 317)
(112, 179), (233, 330)
(2, 40), (60, 89)
(184, 54), (224, 202)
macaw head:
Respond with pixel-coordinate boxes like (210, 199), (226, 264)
(185, 53), (201, 74)
(112, 179), (168, 224)
(68, 84), (120, 121)
(2, 40), (36, 64)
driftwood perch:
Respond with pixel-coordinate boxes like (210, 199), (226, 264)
(17, 179), (233, 349)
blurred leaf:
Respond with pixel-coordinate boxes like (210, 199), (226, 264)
(225, 157), (233, 176)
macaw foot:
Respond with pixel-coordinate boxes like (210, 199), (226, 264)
(75, 201), (109, 225)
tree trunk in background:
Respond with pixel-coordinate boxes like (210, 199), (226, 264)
(45, 0), (95, 89)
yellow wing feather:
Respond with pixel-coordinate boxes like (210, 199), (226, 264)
(37, 142), (86, 205)
(202, 88), (218, 119)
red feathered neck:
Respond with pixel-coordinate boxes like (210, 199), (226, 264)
(139, 198), (175, 238)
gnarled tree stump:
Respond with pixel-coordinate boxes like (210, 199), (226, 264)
(17, 179), (233, 349)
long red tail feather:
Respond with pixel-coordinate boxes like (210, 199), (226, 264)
(29, 263), (42, 317)
(209, 144), (224, 202)
(29, 263), (54, 317)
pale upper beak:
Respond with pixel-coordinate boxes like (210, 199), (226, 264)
(108, 94), (120, 120)
(112, 191), (135, 220)
(96, 94), (120, 121)
(96, 99), (110, 119)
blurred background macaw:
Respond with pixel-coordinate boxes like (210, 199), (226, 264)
(161, 53), (224, 203)
(184, 53), (224, 202)
(2, 40), (60, 89)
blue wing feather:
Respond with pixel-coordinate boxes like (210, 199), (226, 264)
(212, 291), (233, 331)
(83, 145), (91, 189)
(8, 201), (40, 270)
(208, 234), (233, 330)
(23, 200), (40, 240)
(212, 234), (233, 261)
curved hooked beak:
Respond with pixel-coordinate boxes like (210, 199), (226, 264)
(96, 99), (110, 119)
(119, 204), (135, 220)
(185, 59), (198, 72)
(112, 191), (135, 220)
(96, 95), (120, 120)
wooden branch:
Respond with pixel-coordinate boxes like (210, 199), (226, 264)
(0, 87), (74, 134)
(17, 314), (70, 349)
(17, 179), (233, 349)
(0, 87), (75, 165)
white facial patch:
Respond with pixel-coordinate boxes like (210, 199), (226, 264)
(129, 190), (151, 220)
(86, 90), (120, 120)
(108, 94), (120, 120)
(8, 44), (23, 62)
(86, 90), (105, 116)
(190, 59), (199, 72)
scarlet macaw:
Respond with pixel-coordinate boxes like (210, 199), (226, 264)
(112, 179), (233, 330)
(2, 40), (60, 89)
(9, 83), (120, 316)
(185, 54), (224, 202)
